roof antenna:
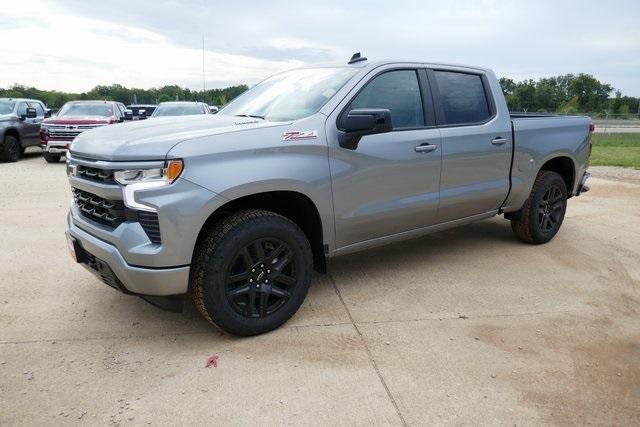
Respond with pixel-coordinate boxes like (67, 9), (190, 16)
(348, 52), (367, 64)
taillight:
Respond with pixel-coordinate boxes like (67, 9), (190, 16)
(588, 123), (594, 158)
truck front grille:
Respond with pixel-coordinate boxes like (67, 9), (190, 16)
(76, 165), (115, 184)
(47, 124), (107, 139)
(72, 188), (126, 227)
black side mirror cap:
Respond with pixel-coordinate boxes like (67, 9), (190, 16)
(337, 108), (392, 150)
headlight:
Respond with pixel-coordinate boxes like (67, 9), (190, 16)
(114, 159), (183, 185)
(116, 159), (183, 212)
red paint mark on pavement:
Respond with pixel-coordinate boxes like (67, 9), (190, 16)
(205, 354), (219, 368)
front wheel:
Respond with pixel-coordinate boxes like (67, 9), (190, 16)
(510, 170), (568, 244)
(190, 210), (313, 336)
(1, 135), (20, 162)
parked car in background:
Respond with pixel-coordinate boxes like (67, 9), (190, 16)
(151, 102), (210, 117)
(40, 100), (126, 163)
(126, 104), (157, 121)
(209, 105), (220, 114)
(0, 98), (49, 162)
(65, 58), (592, 336)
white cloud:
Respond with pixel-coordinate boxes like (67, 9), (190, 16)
(0, 0), (301, 92)
(1, 0), (639, 95)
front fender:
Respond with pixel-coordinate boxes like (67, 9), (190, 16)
(168, 122), (335, 253)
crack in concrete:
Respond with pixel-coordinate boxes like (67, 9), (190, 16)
(327, 272), (408, 427)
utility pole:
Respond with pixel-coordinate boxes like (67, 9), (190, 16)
(202, 35), (206, 102)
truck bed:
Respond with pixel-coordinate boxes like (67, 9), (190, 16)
(501, 114), (592, 212)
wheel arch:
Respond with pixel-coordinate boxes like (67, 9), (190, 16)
(194, 190), (326, 273)
(3, 127), (20, 143)
(539, 155), (576, 195)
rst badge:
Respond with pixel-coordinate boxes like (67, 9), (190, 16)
(282, 130), (318, 141)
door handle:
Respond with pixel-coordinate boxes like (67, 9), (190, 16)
(414, 143), (437, 153)
(491, 137), (508, 145)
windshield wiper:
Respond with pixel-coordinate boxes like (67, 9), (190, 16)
(234, 114), (265, 120)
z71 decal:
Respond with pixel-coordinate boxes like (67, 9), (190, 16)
(282, 130), (318, 141)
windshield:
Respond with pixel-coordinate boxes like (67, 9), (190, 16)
(58, 103), (113, 117)
(220, 67), (358, 121)
(152, 103), (205, 117)
(0, 100), (16, 115)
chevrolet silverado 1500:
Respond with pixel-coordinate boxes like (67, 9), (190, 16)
(0, 98), (48, 162)
(65, 56), (592, 336)
(41, 100), (126, 163)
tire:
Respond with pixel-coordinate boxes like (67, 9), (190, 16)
(43, 152), (62, 163)
(510, 170), (568, 244)
(190, 209), (313, 336)
(1, 135), (20, 162)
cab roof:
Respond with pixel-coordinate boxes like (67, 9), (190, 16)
(0, 97), (45, 103)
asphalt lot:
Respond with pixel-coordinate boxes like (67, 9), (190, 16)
(2, 151), (639, 425)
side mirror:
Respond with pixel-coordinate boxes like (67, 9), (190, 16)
(44, 108), (52, 118)
(337, 108), (392, 150)
(123, 109), (133, 120)
(21, 107), (37, 120)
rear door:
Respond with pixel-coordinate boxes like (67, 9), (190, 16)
(328, 66), (442, 248)
(428, 69), (512, 222)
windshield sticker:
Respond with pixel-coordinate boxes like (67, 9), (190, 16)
(282, 130), (318, 141)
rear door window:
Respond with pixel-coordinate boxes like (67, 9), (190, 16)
(432, 71), (491, 125)
(349, 70), (425, 129)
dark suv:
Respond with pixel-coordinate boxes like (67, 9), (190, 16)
(0, 98), (49, 162)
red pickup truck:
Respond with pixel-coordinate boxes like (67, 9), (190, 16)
(40, 100), (126, 163)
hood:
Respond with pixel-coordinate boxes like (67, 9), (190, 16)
(70, 114), (288, 161)
(0, 114), (14, 122)
(44, 117), (113, 125)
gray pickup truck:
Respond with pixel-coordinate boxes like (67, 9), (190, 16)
(0, 98), (48, 162)
(65, 56), (592, 336)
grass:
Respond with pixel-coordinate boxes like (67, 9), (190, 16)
(590, 133), (640, 169)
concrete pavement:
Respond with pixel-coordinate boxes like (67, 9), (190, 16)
(1, 153), (639, 425)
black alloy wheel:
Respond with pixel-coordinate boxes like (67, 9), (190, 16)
(537, 184), (564, 234)
(225, 238), (297, 318)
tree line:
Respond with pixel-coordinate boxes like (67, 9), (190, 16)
(0, 83), (248, 109)
(499, 74), (639, 117)
(1, 74), (639, 117)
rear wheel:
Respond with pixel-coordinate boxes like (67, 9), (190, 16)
(190, 210), (313, 336)
(1, 135), (20, 162)
(510, 170), (568, 244)
(43, 152), (62, 163)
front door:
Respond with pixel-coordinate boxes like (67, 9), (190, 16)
(328, 67), (442, 249)
(16, 102), (41, 147)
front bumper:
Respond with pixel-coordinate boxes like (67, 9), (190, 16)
(42, 140), (72, 153)
(67, 212), (190, 296)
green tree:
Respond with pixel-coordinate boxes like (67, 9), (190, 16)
(568, 74), (613, 112)
(499, 78), (516, 97)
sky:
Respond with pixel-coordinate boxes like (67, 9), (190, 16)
(1, 0), (639, 95)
